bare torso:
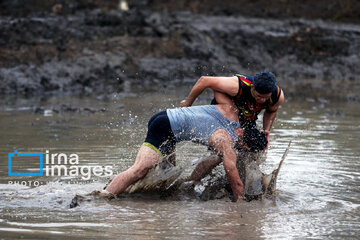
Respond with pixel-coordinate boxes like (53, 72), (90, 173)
(213, 91), (239, 122)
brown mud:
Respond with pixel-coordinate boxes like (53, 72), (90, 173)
(0, 0), (359, 101)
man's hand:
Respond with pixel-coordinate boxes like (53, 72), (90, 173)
(230, 181), (244, 202)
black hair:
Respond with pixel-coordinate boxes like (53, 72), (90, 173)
(243, 128), (267, 152)
(253, 71), (276, 94)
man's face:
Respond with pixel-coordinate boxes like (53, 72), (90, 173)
(252, 86), (272, 104)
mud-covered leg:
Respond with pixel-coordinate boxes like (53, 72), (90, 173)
(187, 154), (222, 181)
(105, 145), (162, 195)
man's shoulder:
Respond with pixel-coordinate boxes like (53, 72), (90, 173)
(235, 73), (254, 81)
(272, 85), (283, 96)
(234, 74), (254, 88)
(269, 85), (283, 106)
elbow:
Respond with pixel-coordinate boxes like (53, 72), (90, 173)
(190, 76), (208, 95)
(199, 76), (208, 81)
(198, 76), (209, 87)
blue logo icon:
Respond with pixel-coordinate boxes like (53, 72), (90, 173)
(8, 150), (43, 176)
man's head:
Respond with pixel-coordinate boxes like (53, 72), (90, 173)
(235, 128), (267, 152)
(242, 128), (268, 152)
(252, 71), (276, 103)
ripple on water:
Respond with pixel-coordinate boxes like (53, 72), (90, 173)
(1, 99), (360, 239)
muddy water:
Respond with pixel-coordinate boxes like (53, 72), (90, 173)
(0, 89), (359, 239)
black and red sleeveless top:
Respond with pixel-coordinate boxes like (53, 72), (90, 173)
(232, 74), (282, 123)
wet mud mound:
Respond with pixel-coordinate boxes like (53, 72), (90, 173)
(0, 1), (359, 101)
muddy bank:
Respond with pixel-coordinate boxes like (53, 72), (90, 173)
(1, 0), (359, 23)
(0, 1), (359, 101)
(144, 0), (360, 24)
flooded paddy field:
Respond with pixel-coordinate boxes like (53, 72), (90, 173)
(0, 89), (359, 239)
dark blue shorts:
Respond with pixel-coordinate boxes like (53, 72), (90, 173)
(144, 111), (176, 157)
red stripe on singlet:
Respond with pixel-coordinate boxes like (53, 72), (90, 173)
(240, 77), (252, 86)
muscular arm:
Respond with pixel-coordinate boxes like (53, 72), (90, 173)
(263, 110), (278, 132)
(263, 90), (285, 145)
(223, 148), (244, 201)
(180, 76), (238, 107)
(209, 129), (244, 201)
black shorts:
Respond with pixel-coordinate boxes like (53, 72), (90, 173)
(144, 111), (176, 157)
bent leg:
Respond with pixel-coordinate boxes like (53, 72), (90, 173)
(187, 154), (222, 181)
(105, 145), (161, 195)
